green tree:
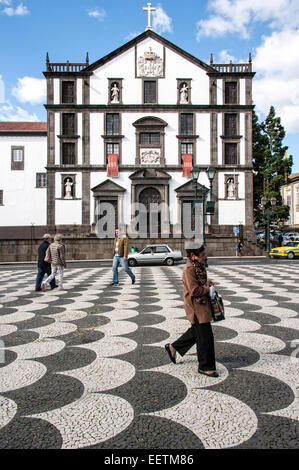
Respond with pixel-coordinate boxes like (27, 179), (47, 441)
(252, 106), (293, 228)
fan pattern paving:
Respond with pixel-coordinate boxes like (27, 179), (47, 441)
(0, 264), (298, 449)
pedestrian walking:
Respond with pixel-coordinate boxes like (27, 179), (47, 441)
(111, 228), (135, 286)
(35, 234), (57, 291)
(42, 234), (67, 291)
(165, 245), (218, 377)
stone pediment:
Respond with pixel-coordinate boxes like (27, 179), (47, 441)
(129, 168), (171, 181)
(175, 180), (207, 196)
(91, 179), (126, 196)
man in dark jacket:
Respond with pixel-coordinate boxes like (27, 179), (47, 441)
(35, 234), (56, 291)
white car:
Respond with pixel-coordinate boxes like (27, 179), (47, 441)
(128, 244), (183, 266)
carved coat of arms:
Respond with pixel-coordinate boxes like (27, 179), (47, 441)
(140, 149), (161, 165)
(138, 48), (163, 77)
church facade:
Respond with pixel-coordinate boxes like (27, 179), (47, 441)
(44, 30), (255, 240)
(0, 30), (255, 250)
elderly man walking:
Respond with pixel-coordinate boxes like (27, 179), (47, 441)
(111, 228), (135, 286)
(35, 234), (56, 291)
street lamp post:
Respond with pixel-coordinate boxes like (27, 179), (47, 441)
(261, 196), (277, 255)
(191, 165), (216, 246)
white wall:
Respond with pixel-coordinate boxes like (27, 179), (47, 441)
(0, 136), (47, 226)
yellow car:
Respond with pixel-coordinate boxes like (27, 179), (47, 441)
(269, 242), (299, 259)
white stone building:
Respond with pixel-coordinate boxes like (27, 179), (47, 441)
(0, 30), (255, 244)
(281, 173), (299, 227)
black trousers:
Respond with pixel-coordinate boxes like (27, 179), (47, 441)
(172, 317), (216, 371)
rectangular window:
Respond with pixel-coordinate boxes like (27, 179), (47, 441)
(62, 113), (75, 135)
(106, 143), (119, 164)
(224, 114), (238, 136)
(12, 148), (23, 162)
(225, 82), (238, 104)
(144, 81), (156, 103)
(181, 143), (193, 164)
(106, 114), (119, 136)
(62, 143), (76, 164)
(224, 143), (238, 165)
(11, 146), (24, 170)
(180, 114), (194, 135)
(36, 173), (47, 188)
(62, 81), (75, 104)
(139, 132), (160, 145)
(296, 187), (299, 205)
(0, 190), (3, 205)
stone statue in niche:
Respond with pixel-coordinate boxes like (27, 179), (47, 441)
(180, 83), (189, 103)
(64, 178), (73, 199)
(226, 177), (236, 199)
(111, 83), (120, 103)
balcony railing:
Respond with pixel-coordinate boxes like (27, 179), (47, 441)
(46, 53), (89, 73)
(210, 53), (252, 73)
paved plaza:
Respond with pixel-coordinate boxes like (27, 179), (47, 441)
(0, 261), (298, 449)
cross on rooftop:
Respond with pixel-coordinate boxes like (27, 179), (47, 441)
(143, 2), (156, 31)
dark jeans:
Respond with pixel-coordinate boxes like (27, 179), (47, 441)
(35, 266), (56, 290)
(172, 317), (216, 371)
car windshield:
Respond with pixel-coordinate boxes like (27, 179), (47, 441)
(285, 242), (298, 247)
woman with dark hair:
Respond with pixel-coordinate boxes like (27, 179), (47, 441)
(165, 245), (218, 377)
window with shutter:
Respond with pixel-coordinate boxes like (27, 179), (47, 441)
(0, 190), (3, 205)
(62, 143), (76, 164)
(139, 133), (160, 144)
(225, 82), (238, 104)
(224, 114), (238, 137)
(62, 81), (75, 104)
(224, 143), (238, 165)
(106, 114), (119, 136)
(180, 114), (194, 135)
(144, 81), (157, 103)
(62, 113), (75, 135)
(36, 173), (47, 188)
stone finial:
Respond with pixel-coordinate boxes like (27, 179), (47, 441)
(86, 52), (89, 65)
(249, 52), (252, 63)
(210, 53), (214, 65)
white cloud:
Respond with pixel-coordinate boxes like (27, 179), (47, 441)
(87, 8), (106, 22)
(253, 29), (299, 134)
(0, 102), (38, 121)
(218, 50), (236, 63)
(0, 75), (5, 103)
(125, 31), (142, 41)
(152, 4), (173, 34)
(196, 0), (299, 40)
(11, 77), (46, 105)
(1, 2), (29, 16)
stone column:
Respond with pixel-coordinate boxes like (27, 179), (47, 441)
(82, 172), (91, 225)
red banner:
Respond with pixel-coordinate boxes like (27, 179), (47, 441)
(107, 154), (118, 177)
(183, 154), (193, 177)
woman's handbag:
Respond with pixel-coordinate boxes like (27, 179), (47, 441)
(44, 246), (52, 263)
(209, 286), (225, 322)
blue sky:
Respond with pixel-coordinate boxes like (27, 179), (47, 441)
(0, 0), (298, 173)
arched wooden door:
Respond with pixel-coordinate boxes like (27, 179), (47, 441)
(139, 187), (161, 236)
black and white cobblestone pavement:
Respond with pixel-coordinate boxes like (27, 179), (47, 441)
(0, 262), (298, 449)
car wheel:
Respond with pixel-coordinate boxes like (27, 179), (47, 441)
(165, 257), (174, 266)
(128, 258), (137, 267)
(287, 252), (295, 260)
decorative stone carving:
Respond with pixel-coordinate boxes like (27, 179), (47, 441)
(140, 149), (161, 165)
(137, 48), (163, 77)
(180, 83), (189, 103)
(111, 83), (119, 103)
(226, 177), (236, 199)
(64, 178), (73, 199)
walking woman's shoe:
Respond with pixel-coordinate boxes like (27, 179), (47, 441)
(165, 343), (176, 364)
(198, 369), (219, 378)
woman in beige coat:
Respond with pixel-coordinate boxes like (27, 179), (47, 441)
(165, 245), (218, 377)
